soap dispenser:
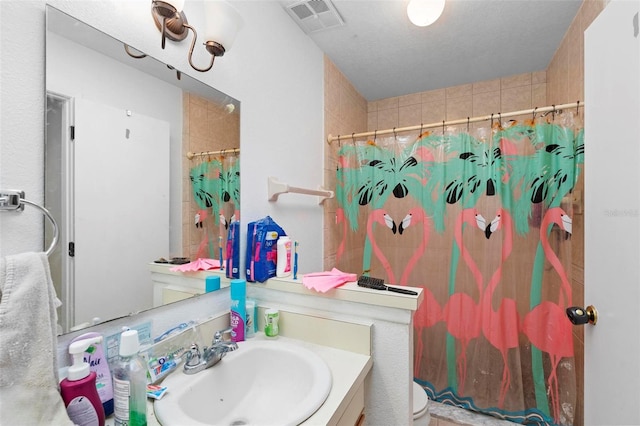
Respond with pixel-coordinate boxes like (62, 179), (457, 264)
(60, 336), (106, 426)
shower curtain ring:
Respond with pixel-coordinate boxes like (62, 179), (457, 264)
(467, 117), (470, 132)
(393, 127), (397, 140)
(576, 101), (580, 116)
(533, 106), (538, 121)
(352, 132), (355, 144)
(442, 120), (445, 135)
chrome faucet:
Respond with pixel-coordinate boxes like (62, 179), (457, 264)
(183, 327), (238, 375)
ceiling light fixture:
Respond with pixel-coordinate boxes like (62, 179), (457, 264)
(151, 0), (243, 72)
(407, 0), (445, 27)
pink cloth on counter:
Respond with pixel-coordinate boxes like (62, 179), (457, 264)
(169, 258), (220, 272)
(302, 268), (358, 293)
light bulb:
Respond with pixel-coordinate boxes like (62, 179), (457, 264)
(407, 0), (445, 27)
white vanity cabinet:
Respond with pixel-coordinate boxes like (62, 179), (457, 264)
(147, 265), (423, 425)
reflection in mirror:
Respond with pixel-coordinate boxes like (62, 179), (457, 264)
(45, 6), (240, 334)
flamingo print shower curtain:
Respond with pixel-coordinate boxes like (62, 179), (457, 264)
(189, 154), (240, 260)
(333, 112), (582, 425)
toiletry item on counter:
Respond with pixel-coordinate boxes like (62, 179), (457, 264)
(276, 236), (292, 277)
(205, 275), (221, 292)
(70, 332), (114, 417)
(264, 309), (280, 338)
(357, 275), (419, 295)
(293, 241), (299, 280)
(113, 330), (147, 426)
(60, 336), (106, 426)
(246, 299), (257, 338)
(153, 321), (196, 343)
(144, 352), (182, 385)
(226, 220), (240, 279)
(146, 385), (168, 400)
(218, 236), (224, 271)
(230, 279), (247, 342)
(245, 216), (286, 282)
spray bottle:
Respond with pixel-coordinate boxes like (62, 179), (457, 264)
(60, 336), (106, 426)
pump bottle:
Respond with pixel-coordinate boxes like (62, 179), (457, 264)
(60, 336), (106, 426)
(112, 329), (147, 426)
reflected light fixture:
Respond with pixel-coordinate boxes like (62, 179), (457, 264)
(151, 0), (243, 72)
(407, 0), (445, 27)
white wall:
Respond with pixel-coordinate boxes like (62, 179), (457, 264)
(0, 0), (325, 276)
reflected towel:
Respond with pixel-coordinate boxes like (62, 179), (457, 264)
(0, 252), (73, 425)
(169, 258), (221, 272)
(302, 268), (357, 293)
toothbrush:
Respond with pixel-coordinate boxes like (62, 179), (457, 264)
(293, 241), (299, 280)
(226, 225), (234, 276)
(218, 236), (224, 270)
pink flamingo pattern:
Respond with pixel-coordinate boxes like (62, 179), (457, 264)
(482, 209), (521, 408)
(396, 207), (443, 374)
(442, 208), (486, 394)
(332, 121), (583, 423)
(522, 207), (574, 422)
(366, 209), (397, 283)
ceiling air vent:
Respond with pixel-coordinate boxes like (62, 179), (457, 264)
(285, 0), (345, 34)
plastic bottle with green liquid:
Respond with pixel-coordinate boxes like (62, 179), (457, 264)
(113, 329), (147, 426)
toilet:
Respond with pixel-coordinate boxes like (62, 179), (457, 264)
(413, 381), (431, 425)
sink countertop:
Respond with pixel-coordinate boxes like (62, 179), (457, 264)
(107, 333), (372, 426)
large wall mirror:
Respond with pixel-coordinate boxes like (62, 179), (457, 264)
(45, 6), (241, 334)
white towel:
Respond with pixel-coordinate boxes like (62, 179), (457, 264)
(0, 252), (73, 425)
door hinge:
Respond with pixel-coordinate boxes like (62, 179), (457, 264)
(68, 242), (75, 257)
(70, 125), (75, 141)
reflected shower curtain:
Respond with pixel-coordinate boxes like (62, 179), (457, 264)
(334, 112), (582, 425)
(189, 154), (240, 259)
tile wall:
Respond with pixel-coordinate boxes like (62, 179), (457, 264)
(366, 70), (547, 133)
(323, 58), (369, 268)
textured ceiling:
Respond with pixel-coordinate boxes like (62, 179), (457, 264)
(285, 0), (582, 101)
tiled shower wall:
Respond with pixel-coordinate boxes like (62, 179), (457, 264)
(323, 58), (368, 268)
(323, 1), (609, 424)
(366, 70), (547, 133)
(182, 93), (240, 260)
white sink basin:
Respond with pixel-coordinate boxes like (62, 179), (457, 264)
(154, 339), (332, 426)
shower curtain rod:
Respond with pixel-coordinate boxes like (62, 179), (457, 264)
(187, 147), (240, 160)
(327, 101), (583, 144)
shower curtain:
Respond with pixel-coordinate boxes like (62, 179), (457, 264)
(189, 153), (240, 260)
(334, 111), (582, 425)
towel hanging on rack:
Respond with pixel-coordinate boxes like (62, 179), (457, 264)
(0, 190), (59, 256)
(0, 252), (73, 425)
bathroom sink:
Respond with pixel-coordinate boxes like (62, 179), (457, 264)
(154, 339), (332, 426)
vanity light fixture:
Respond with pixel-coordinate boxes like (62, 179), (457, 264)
(151, 0), (189, 47)
(151, 0), (243, 72)
(407, 0), (445, 27)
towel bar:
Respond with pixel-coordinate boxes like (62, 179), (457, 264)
(0, 189), (60, 256)
(267, 177), (334, 204)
